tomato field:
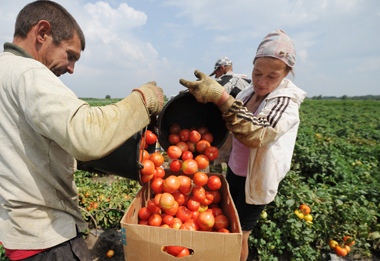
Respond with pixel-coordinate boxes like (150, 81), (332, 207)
(0, 98), (379, 261)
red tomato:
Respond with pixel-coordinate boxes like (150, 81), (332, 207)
(195, 140), (211, 154)
(169, 123), (181, 134)
(197, 126), (209, 135)
(189, 130), (201, 143)
(194, 154), (209, 170)
(201, 191), (215, 206)
(334, 246), (348, 257)
(172, 191), (187, 206)
(176, 247), (190, 257)
(179, 129), (190, 142)
(140, 159), (155, 175)
(214, 214), (229, 230)
(162, 214), (174, 226)
(209, 190), (222, 204)
(204, 146), (219, 161)
(139, 149), (150, 161)
(168, 133), (180, 145)
(148, 213), (162, 226)
(176, 206), (192, 222)
(144, 130), (157, 145)
(201, 132), (214, 143)
(164, 201), (179, 216)
(150, 177), (163, 194)
(187, 197), (200, 211)
(192, 186), (206, 203)
(140, 173), (154, 183)
(186, 141), (196, 153)
(154, 166), (165, 179)
(207, 175), (222, 191)
(193, 172), (209, 187)
(217, 228), (230, 233)
(182, 159), (198, 175)
(138, 206), (151, 221)
(163, 175), (180, 193)
(167, 145), (182, 159)
(169, 160), (182, 172)
(159, 192), (176, 210)
(172, 218), (183, 229)
(191, 210), (199, 221)
(180, 219), (199, 231)
(177, 175), (192, 194)
(149, 152), (164, 167)
(197, 211), (215, 231)
(181, 151), (193, 161)
(165, 246), (185, 257)
(210, 207), (223, 217)
(147, 199), (161, 214)
(176, 141), (188, 153)
(139, 220), (148, 225)
(299, 204), (311, 215)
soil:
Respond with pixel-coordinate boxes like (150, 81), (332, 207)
(85, 228), (124, 261)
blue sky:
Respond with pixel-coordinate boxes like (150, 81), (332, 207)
(1, 0), (379, 98)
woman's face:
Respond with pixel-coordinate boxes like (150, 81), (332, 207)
(251, 57), (289, 97)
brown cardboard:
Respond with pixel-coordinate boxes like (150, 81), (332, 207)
(120, 172), (242, 261)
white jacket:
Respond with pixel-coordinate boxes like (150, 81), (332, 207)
(0, 43), (150, 249)
(220, 78), (306, 204)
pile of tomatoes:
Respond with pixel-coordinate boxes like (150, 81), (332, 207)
(329, 236), (356, 257)
(137, 125), (231, 257)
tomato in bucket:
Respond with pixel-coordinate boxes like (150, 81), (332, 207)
(156, 91), (229, 152)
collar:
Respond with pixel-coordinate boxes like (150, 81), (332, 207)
(3, 42), (33, 59)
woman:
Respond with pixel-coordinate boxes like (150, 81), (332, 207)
(180, 30), (306, 261)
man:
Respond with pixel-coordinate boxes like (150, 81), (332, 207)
(210, 56), (251, 98)
(0, 1), (164, 260)
(210, 57), (251, 173)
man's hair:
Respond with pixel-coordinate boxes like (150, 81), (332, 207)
(14, 0), (85, 50)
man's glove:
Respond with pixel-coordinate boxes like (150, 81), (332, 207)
(133, 82), (164, 116)
(179, 70), (226, 104)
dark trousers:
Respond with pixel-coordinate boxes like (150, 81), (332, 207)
(23, 233), (91, 261)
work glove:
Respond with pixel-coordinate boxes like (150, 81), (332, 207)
(179, 70), (226, 105)
(133, 81), (164, 116)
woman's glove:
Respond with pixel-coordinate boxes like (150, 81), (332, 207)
(179, 70), (227, 105)
(133, 82), (164, 116)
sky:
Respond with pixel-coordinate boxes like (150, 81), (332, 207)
(1, 0), (379, 99)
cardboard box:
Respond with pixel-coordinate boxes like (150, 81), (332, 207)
(120, 172), (242, 261)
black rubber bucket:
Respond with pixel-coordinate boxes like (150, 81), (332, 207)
(77, 117), (156, 182)
(156, 91), (229, 151)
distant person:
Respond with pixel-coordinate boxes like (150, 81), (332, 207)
(0, 1), (164, 260)
(210, 56), (251, 98)
(180, 30), (307, 261)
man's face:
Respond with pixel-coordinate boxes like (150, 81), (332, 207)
(214, 66), (225, 78)
(39, 33), (82, 77)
